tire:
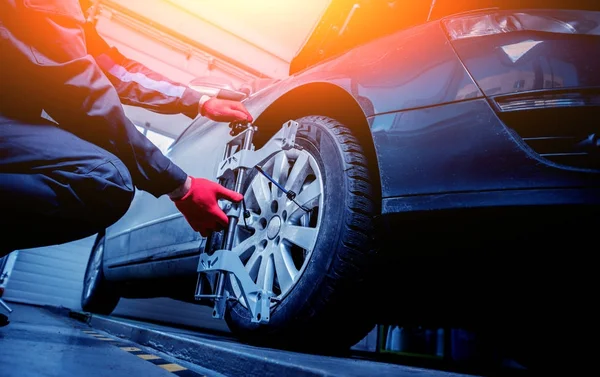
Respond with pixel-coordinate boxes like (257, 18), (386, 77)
(81, 233), (120, 315)
(224, 115), (379, 352)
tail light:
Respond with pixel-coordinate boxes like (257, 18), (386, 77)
(493, 89), (600, 170)
(443, 10), (600, 40)
(442, 9), (600, 170)
(494, 90), (600, 112)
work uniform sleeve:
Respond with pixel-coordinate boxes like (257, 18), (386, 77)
(84, 22), (201, 120)
(12, 1), (187, 198)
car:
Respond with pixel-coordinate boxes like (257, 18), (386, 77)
(82, 0), (600, 368)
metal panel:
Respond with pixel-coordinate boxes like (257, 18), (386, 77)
(3, 236), (95, 310)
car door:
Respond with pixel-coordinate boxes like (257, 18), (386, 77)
(103, 118), (231, 269)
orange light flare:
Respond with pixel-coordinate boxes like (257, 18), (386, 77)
(288, 1), (442, 59)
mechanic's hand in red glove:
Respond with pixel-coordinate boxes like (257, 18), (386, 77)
(169, 176), (243, 236)
(200, 98), (253, 123)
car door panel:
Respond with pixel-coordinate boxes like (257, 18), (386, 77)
(104, 119), (230, 275)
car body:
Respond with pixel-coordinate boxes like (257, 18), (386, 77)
(82, 0), (600, 366)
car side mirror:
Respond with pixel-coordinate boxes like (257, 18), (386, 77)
(189, 76), (250, 101)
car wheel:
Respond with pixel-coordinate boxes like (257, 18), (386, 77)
(224, 115), (379, 352)
(81, 233), (120, 315)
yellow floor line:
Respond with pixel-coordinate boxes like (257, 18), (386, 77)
(82, 329), (196, 374)
(158, 364), (187, 372)
(137, 354), (161, 360)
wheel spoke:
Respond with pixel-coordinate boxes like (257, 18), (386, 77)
(249, 175), (271, 215)
(273, 246), (297, 293)
(284, 152), (310, 194)
(270, 152), (289, 198)
(232, 236), (256, 260)
(244, 251), (261, 276)
(285, 180), (321, 219)
(256, 253), (275, 292)
(281, 225), (319, 251)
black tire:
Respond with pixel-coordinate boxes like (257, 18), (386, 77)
(224, 115), (379, 353)
(81, 233), (120, 315)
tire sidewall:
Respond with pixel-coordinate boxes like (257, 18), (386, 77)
(226, 116), (347, 333)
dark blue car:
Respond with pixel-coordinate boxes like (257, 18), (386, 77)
(82, 0), (600, 368)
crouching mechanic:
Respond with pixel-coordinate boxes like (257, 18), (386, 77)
(0, 0), (252, 257)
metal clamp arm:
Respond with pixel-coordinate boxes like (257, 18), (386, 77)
(198, 250), (272, 323)
(195, 119), (300, 325)
(216, 120), (298, 179)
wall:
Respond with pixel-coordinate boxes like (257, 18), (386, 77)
(3, 236), (95, 311)
(165, 0), (330, 64)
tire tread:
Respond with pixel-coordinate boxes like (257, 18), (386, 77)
(292, 115), (379, 351)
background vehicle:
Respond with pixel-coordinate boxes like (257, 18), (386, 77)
(82, 0), (600, 368)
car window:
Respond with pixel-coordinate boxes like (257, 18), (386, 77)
(291, 1), (431, 74)
(335, 1), (430, 53)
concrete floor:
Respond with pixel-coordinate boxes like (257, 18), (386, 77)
(0, 303), (220, 377)
(0, 303), (487, 377)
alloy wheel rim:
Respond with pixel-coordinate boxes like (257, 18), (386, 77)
(230, 147), (324, 308)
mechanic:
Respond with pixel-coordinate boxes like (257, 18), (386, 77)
(0, 0), (252, 258)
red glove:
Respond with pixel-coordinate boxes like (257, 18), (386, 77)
(200, 98), (253, 123)
(171, 177), (243, 236)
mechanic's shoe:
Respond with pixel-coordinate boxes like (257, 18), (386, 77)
(0, 314), (9, 327)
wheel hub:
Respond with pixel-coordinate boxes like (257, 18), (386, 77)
(267, 215), (282, 240)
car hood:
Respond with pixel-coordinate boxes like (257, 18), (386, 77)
(289, 0), (600, 75)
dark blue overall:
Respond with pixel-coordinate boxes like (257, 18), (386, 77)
(0, 0), (201, 255)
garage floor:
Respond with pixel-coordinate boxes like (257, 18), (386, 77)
(0, 303), (500, 377)
(0, 303), (221, 377)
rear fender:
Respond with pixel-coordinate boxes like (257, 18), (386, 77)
(248, 82), (382, 209)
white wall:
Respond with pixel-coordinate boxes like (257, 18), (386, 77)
(3, 236), (95, 311)
(95, 7), (251, 87)
(102, 0), (299, 79)
(166, 0), (330, 63)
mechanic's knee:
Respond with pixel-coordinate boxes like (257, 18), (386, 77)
(76, 158), (135, 229)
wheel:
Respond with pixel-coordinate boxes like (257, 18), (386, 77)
(81, 233), (120, 315)
(224, 115), (379, 352)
